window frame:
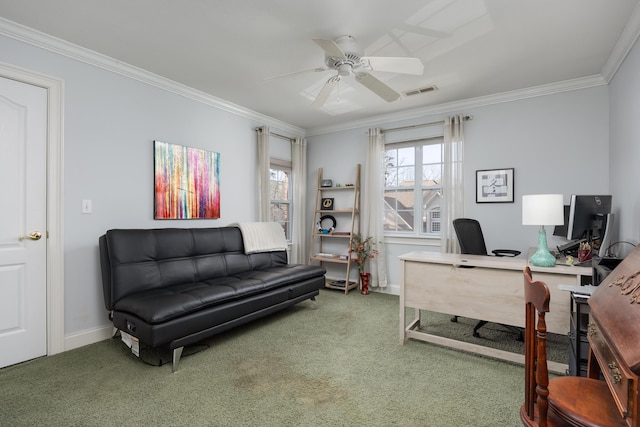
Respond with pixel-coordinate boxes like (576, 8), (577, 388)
(384, 136), (444, 238)
(269, 158), (292, 242)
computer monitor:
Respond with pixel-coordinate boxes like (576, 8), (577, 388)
(566, 194), (612, 245)
(553, 205), (570, 238)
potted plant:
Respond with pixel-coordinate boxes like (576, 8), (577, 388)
(348, 233), (379, 294)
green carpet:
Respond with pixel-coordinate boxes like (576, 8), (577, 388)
(0, 290), (559, 426)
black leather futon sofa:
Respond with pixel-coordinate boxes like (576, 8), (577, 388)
(99, 226), (326, 371)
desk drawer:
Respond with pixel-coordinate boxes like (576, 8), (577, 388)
(588, 322), (632, 420)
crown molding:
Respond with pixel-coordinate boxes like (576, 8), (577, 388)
(601, 2), (640, 82)
(306, 74), (607, 136)
(0, 17), (305, 136)
(0, 16), (628, 139)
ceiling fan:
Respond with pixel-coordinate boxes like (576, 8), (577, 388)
(267, 35), (424, 107)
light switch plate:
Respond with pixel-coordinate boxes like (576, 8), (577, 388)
(81, 199), (92, 214)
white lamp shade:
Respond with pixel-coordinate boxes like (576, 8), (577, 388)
(522, 194), (564, 226)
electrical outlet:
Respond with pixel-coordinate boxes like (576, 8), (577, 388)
(81, 199), (92, 214)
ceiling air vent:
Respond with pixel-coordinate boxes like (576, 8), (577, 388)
(403, 85), (438, 97)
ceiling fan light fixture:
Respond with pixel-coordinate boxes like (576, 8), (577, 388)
(337, 63), (352, 76)
(306, 35), (422, 106)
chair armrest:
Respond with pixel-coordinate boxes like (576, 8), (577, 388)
(492, 249), (521, 257)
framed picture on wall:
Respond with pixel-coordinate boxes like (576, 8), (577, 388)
(154, 140), (221, 219)
(476, 168), (514, 203)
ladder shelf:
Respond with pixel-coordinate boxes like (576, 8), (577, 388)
(308, 164), (361, 294)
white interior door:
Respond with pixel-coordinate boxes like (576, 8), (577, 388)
(0, 76), (48, 368)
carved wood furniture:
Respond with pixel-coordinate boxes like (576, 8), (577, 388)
(520, 266), (625, 427)
(588, 245), (640, 427)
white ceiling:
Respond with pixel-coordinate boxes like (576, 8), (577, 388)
(1, 0), (639, 132)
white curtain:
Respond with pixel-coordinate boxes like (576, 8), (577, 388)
(256, 126), (270, 222)
(291, 137), (307, 264)
(364, 128), (388, 288)
(441, 115), (465, 254)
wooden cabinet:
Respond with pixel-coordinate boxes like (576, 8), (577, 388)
(588, 245), (640, 426)
(308, 164), (361, 294)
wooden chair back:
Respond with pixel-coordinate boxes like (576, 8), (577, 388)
(522, 265), (551, 426)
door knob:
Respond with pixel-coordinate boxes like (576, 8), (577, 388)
(20, 231), (42, 241)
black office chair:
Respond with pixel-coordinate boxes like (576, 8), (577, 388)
(452, 218), (523, 339)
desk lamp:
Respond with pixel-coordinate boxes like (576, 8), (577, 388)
(522, 194), (564, 267)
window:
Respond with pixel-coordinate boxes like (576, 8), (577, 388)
(384, 137), (444, 236)
(269, 160), (292, 240)
(429, 209), (441, 233)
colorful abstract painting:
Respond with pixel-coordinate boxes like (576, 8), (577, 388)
(154, 141), (220, 219)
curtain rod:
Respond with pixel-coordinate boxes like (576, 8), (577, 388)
(255, 127), (295, 142)
(271, 132), (294, 142)
(381, 115), (473, 133)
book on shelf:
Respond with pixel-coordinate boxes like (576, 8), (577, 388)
(315, 252), (338, 259)
(328, 279), (356, 287)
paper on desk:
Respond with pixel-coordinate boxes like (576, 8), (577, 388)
(557, 284), (597, 296)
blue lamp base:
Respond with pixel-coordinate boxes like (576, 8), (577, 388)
(529, 227), (556, 267)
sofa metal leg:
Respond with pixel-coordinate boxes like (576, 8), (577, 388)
(172, 347), (184, 373)
(112, 327), (121, 338)
(309, 296), (319, 309)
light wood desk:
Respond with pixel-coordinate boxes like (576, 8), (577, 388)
(398, 251), (591, 372)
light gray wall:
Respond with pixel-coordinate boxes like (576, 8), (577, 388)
(610, 33), (640, 257)
(0, 35), (278, 335)
(63, 82), (259, 334)
(463, 88), (610, 252)
(307, 86), (611, 289)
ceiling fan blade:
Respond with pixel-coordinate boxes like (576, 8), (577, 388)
(264, 67), (327, 81)
(355, 72), (400, 102)
(361, 57), (424, 75)
(312, 38), (346, 59)
(312, 76), (340, 107)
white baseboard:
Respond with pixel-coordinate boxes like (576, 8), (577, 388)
(372, 283), (400, 296)
(64, 324), (113, 351)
